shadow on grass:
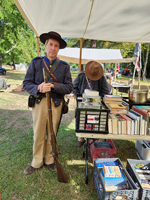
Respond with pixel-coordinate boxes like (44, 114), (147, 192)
(0, 107), (140, 200)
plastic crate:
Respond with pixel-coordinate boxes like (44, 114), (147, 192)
(75, 101), (110, 134)
(93, 158), (139, 200)
(127, 159), (150, 200)
(135, 140), (150, 160)
(90, 139), (117, 164)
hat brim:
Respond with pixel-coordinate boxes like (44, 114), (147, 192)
(40, 33), (67, 49)
(85, 61), (103, 81)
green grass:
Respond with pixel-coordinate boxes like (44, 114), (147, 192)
(0, 67), (149, 199)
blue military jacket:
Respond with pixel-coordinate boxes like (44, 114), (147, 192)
(23, 56), (73, 107)
(73, 71), (110, 97)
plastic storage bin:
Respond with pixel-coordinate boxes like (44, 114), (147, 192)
(127, 159), (150, 200)
(90, 139), (117, 164)
(75, 101), (110, 134)
(135, 140), (150, 160)
(93, 158), (139, 200)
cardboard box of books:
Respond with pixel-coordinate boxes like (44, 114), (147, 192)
(93, 158), (138, 200)
(127, 159), (150, 200)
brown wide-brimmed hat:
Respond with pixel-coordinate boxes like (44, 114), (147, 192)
(40, 31), (67, 49)
(85, 61), (103, 81)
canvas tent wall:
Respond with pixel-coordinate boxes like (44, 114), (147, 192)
(58, 48), (136, 64)
(13, 0), (150, 43)
(13, 0), (146, 73)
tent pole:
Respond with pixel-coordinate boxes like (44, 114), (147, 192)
(114, 63), (117, 82)
(36, 36), (39, 56)
(132, 57), (138, 89)
(138, 70), (141, 90)
(79, 38), (83, 72)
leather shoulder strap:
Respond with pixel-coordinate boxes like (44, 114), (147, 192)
(51, 57), (60, 74)
(42, 58), (58, 83)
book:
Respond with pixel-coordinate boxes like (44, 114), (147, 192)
(100, 169), (127, 186)
(83, 89), (99, 97)
(107, 103), (126, 111)
(119, 114), (132, 135)
(109, 114), (118, 134)
(108, 115), (113, 134)
(125, 115), (135, 135)
(105, 184), (128, 191)
(103, 165), (121, 177)
(135, 106), (150, 113)
(129, 109), (142, 135)
(118, 118), (122, 135)
(103, 94), (122, 102)
(118, 115), (126, 135)
(133, 106), (149, 135)
(126, 112), (138, 135)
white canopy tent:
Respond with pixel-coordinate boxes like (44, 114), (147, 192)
(13, 0), (147, 84)
(14, 0), (150, 43)
(58, 48), (136, 64)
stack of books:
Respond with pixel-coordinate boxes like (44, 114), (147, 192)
(79, 89), (101, 109)
(103, 94), (122, 104)
(134, 165), (150, 189)
(103, 94), (128, 114)
(97, 161), (127, 191)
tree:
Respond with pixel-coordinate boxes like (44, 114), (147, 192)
(0, 0), (36, 68)
(142, 44), (149, 81)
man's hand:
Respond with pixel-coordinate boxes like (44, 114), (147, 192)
(38, 82), (55, 93)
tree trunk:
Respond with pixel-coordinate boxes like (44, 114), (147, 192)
(90, 40), (97, 48)
(0, 54), (3, 68)
(142, 44), (149, 81)
(12, 60), (16, 70)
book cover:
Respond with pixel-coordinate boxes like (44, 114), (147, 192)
(116, 115), (126, 135)
(104, 94), (122, 101)
(125, 115), (135, 135)
(99, 169), (127, 186)
(97, 161), (127, 186)
(118, 118), (122, 135)
(108, 115), (113, 134)
(135, 106), (150, 113)
(126, 112), (138, 135)
(133, 106), (149, 135)
(119, 114), (132, 135)
(107, 103), (126, 110)
(109, 114), (118, 134)
(129, 109), (142, 135)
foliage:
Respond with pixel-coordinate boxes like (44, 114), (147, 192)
(0, 0), (36, 65)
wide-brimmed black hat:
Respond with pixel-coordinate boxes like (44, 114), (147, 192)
(40, 31), (67, 49)
(85, 61), (103, 81)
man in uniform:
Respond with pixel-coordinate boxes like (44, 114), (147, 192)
(23, 31), (73, 175)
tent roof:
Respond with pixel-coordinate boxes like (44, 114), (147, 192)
(14, 0), (150, 43)
(58, 48), (136, 64)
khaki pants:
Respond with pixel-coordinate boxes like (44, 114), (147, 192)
(31, 97), (62, 168)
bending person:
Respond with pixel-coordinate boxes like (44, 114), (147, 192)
(73, 61), (110, 147)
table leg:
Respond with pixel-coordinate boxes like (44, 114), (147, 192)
(85, 138), (89, 184)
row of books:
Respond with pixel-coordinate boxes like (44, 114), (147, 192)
(108, 107), (148, 135)
(134, 165), (150, 189)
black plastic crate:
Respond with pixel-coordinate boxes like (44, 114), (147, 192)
(93, 158), (139, 200)
(75, 101), (110, 134)
(127, 159), (150, 200)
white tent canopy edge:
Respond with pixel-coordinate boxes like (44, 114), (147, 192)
(13, 0), (150, 43)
